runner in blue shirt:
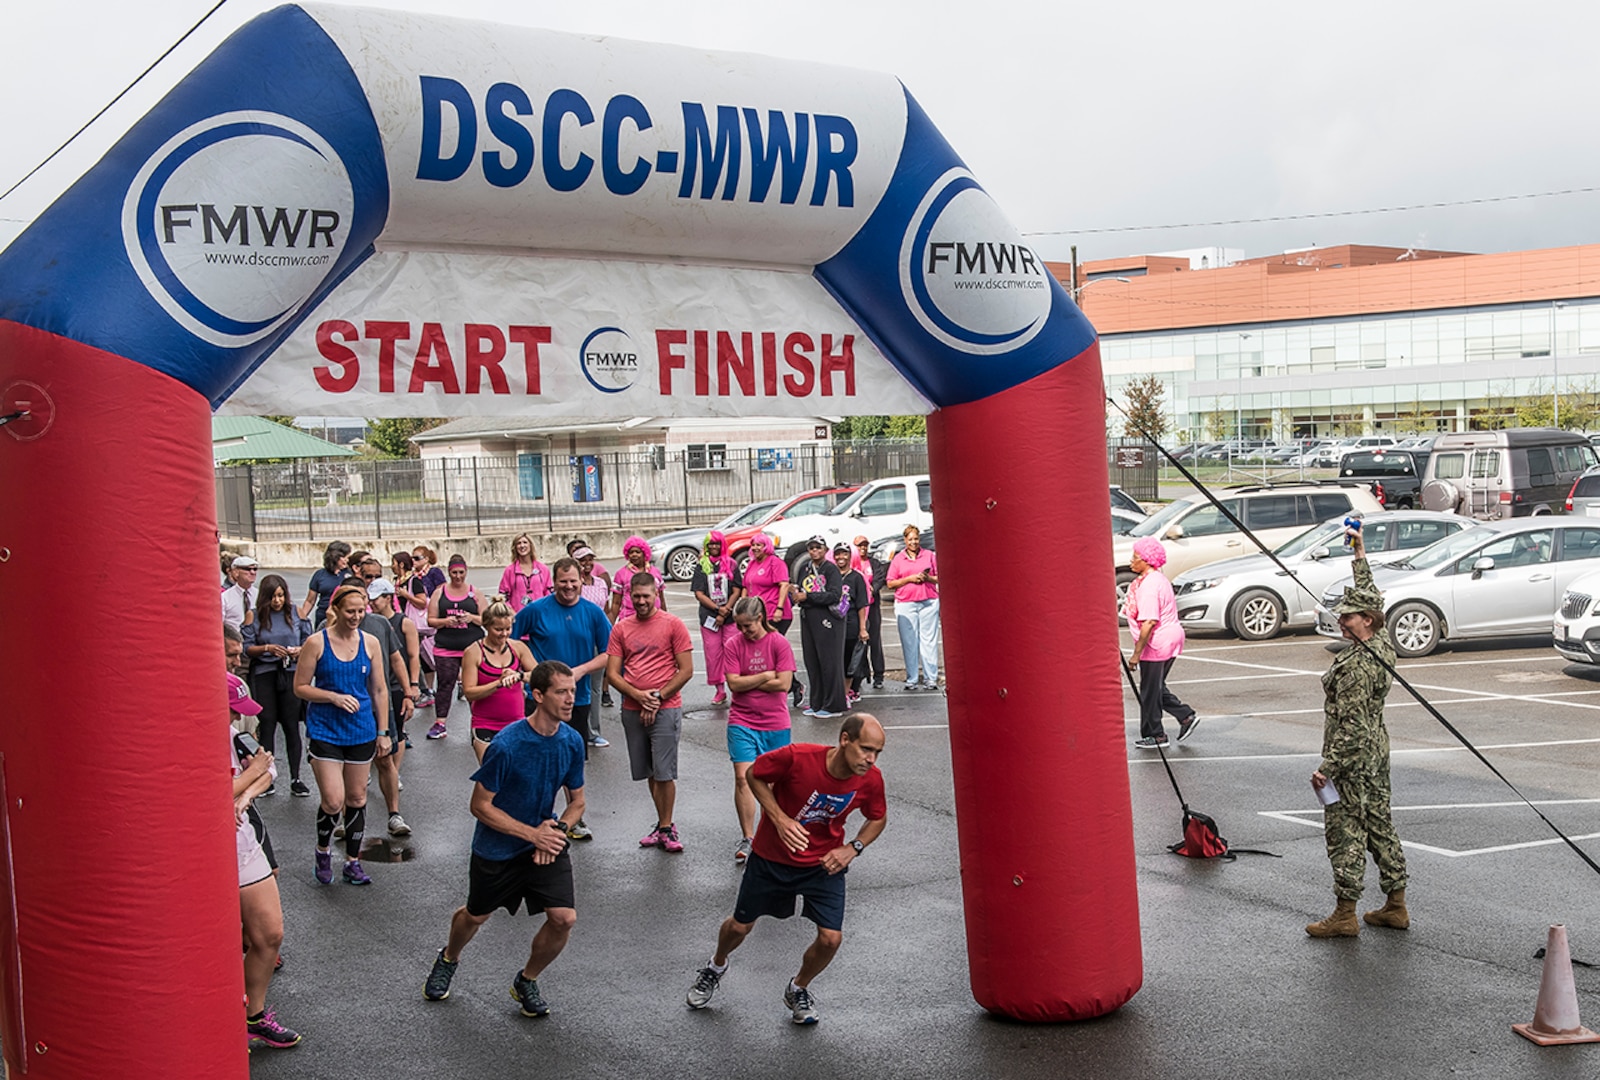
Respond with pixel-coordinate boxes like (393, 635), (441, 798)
(423, 661), (586, 1018)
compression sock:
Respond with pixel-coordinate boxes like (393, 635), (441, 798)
(316, 808), (338, 850)
(342, 805), (366, 859)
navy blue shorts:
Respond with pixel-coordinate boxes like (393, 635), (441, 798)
(733, 852), (847, 932)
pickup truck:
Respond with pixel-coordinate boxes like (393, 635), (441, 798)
(1337, 449), (1428, 509)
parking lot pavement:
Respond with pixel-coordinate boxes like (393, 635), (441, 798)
(244, 602), (1598, 1079)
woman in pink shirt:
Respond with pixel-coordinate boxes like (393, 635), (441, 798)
(498, 533), (552, 612)
(1123, 537), (1198, 749)
(886, 525), (940, 691)
(608, 536), (666, 622)
(740, 532), (802, 706)
(722, 596), (795, 865)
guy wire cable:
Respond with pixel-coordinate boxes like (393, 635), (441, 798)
(1107, 396), (1600, 877)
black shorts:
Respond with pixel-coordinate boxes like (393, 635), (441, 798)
(308, 738), (376, 764)
(733, 852), (847, 932)
(466, 850), (575, 917)
(387, 694), (407, 753)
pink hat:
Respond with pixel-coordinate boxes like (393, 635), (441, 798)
(226, 673), (262, 716)
(1131, 537), (1168, 569)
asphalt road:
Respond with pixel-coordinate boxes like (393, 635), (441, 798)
(243, 592), (1600, 1079)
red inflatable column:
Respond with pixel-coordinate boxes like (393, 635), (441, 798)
(928, 341), (1142, 1020)
(0, 321), (247, 1077)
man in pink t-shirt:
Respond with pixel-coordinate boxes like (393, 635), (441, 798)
(1123, 537), (1198, 749)
(606, 573), (694, 851)
(721, 596), (797, 864)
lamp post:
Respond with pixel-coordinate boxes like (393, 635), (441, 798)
(1551, 299), (1560, 428)
(1071, 274), (1131, 304)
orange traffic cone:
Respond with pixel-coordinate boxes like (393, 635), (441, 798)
(1513, 925), (1600, 1046)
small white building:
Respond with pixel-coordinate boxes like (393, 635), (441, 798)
(410, 416), (839, 512)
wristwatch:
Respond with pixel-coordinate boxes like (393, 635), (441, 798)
(849, 840), (865, 856)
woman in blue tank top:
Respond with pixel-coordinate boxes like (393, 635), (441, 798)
(294, 584), (392, 887)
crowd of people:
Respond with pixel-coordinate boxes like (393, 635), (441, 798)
(221, 529), (904, 1048)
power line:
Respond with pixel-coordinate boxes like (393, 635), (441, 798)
(0, 0), (232, 206)
(1024, 185), (1600, 238)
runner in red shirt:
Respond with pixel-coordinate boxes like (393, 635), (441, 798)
(685, 714), (887, 1025)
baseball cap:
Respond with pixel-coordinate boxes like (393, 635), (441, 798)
(572, 546), (596, 559)
(833, 544), (852, 556)
(230, 555), (259, 569)
(367, 578), (396, 599)
(807, 535), (828, 548)
(226, 672), (262, 716)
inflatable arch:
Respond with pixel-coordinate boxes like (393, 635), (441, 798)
(0, 5), (1138, 1072)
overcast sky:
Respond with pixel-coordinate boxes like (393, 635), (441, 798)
(3, 0), (1599, 265)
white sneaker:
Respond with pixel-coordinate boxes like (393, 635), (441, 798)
(387, 813), (411, 837)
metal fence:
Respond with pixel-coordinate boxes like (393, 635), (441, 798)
(216, 437), (1147, 542)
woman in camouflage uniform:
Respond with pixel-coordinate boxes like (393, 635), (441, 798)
(1307, 526), (1410, 938)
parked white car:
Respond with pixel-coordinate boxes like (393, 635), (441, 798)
(1317, 517), (1600, 657)
(770, 475), (933, 563)
(1553, 566), (1600, 666)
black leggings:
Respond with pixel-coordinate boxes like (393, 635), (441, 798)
(250, 668), (304, 782)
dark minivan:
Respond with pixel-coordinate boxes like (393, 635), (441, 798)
(1421, 429), (1596, 519)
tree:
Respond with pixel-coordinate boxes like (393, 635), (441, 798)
(1120, 375), (1168, 441)
(884, 415), (927, 438)
(365, 417), (446, 458)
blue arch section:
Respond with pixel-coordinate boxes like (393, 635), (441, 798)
(814, 89), (1096, 409)
(0, 4), (389, 405)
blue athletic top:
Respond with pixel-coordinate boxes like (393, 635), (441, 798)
(470, 721), (586, 860)
(305, 628), (378, 746)
(512, 595), (612, 708)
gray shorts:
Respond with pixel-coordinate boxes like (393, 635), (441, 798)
(619, 706), (683, 782)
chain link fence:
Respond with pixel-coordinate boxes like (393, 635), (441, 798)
(217, 438), (1152, 541)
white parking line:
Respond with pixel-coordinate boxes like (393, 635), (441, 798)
(1128, 736), (1600, 764)
(880, 724), (949, 730)
(1259, 799), (1600, 857)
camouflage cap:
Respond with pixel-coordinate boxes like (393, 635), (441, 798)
(1332, 583), (1384, 616)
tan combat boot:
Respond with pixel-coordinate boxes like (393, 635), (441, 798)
(1305, 897), (1360, 938)
(1363, 889), (1409, 929)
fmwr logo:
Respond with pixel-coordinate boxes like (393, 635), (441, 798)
(897, 168), (1051, 356)
(580, 327), (640, 393)
(122, 111), (354, 348)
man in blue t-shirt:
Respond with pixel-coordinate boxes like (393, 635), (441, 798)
(513, 558), (612, 753)
(423, 661), (586, 1018)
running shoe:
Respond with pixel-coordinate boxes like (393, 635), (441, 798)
(565, 819), (593, 842)
(456, 685), (466, 702)
(246, 1008), (302, 1048)
(639, 826), (664, 848)
(601, 691), (614, 707)
(290, 779), (311, 798)
(261, 783), (276, 797)
(588, 735), (610, 748)
(813, 710), (840, 719)
(903, 681), (920, 692)
(274, 952), (283, 972)
(333, 823), (345, 840)
(1177, 715), (1202, 744)
(424, 949), (458, 1001)
(510, 972), (550, 1017)
(314, 850), (333, 885)
(342, 859), (372, 886)
(426, 722), (448, 740)
(845, 690), (861, 705)
(784, 983), (819, 1025)
(659, 824), (684, 853)
(388, 813), (412, 837)
(802, 708), (817, 717)
(686, 965), (724, 1009)
(712, 687), (727, 705)
(790, 681), (805, 707)
(1133, 735), (1169, 749)
(922, 679), (940, 691)
(872, 679), (884, 689)
(734, 838), (752, 864)
(416, 692), (435, 708)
